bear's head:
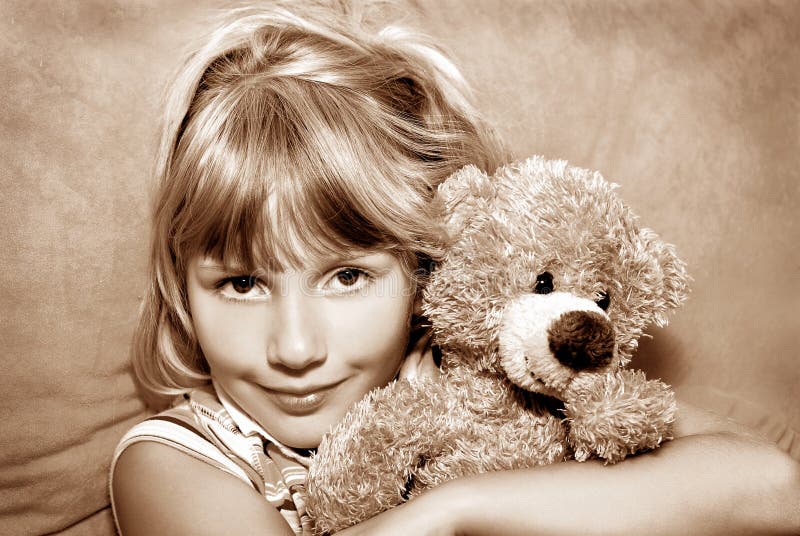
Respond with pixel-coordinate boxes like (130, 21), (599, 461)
(422, 156), (689, 399)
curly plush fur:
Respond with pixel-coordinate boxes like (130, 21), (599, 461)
(306, 156), (689, 534)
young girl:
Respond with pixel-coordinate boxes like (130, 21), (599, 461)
(111, 2), (800, 535)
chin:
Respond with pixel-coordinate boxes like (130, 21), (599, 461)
(279, 431), (324, 450)
(266, 404), (356, 450)
(267, 420), (327, 450)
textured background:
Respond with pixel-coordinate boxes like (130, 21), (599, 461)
(1, 1), (798, 534)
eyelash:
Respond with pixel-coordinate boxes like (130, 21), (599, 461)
(214, 275), (268, 304)
(328, 267), (374, 294)
(213, 267), (375, 303)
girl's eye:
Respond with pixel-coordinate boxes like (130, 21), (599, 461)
(326, 268), (372, 293)
(336, 269), (360, 286)
(217, 275), (269, 301)
(534, 272), (554, 294)
(596, 291), (610, 311)
(231, 276), (256, 293)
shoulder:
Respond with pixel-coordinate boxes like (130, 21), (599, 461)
(111, 401), (251, 483)
(112, 441), (294, 536)
(110, 396), (295, 535)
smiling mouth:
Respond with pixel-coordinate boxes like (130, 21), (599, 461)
(263, 381), (344, 415)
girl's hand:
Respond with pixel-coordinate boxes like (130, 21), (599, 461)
(398, 327), (440, 381)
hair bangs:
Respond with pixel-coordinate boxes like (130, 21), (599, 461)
(266, 79), (442, 267)
(169, 78), (437, 274)
(169, 81), (283, 272)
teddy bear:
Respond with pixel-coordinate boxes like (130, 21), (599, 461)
(305, 156), (689, 534)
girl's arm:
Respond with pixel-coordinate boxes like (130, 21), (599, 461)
(337, 400), (800, 536)
(112, 441), (295, 536)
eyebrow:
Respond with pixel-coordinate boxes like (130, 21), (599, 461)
(315, 251), (388, 268)
(195, 251), (389, 273)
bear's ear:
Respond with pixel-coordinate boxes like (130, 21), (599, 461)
(640, 228), (691, 326)
(434, 164), (495, 238)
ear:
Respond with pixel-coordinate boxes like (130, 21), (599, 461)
(434, 164), (494, 239)
(640, 228), (691, 326)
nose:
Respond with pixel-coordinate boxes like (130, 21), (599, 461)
(266, 288), (326, 370)
(547, 310), (615, 371)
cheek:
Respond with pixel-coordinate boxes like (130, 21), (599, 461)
(190, 296), (267, 373)
(327, 293), (413, 369)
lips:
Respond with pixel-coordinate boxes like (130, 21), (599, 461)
(262, 380), (344, 415)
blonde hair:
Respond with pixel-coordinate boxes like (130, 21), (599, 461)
(133, 0), (505, 404)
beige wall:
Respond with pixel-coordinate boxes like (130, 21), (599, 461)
(1, 1), (797, 533)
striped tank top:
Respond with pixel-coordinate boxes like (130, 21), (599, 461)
(110, 383), (313, 535)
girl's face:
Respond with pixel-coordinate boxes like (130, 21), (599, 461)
(186, 251), (416, 449)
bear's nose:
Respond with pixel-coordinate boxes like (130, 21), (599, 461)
(547, 310), (615, 371)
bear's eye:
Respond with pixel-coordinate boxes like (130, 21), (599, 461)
(534, 272), (554, 294)
(596, 291), (610, 311)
